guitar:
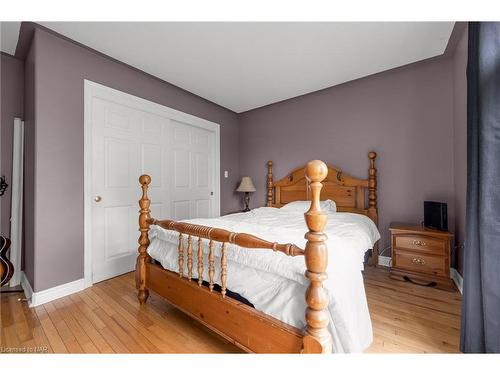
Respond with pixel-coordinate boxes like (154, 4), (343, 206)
(0, 236), (14, 287)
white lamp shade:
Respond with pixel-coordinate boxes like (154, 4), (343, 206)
(236, 176), (256, 192)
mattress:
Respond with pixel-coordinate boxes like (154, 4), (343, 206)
(147, 206), (380, 352)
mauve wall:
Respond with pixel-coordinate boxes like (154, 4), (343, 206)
(452, 26), (468, 275)
(23, 40), (36, 287)
(30, 27), (240, 291)
(239, 56), (455, 254)
(0, 53), (24, 238)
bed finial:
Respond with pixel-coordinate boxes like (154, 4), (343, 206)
(137, 174), (151, 304)
(266, 161), (273, 207)
(302, 160), (333, 354)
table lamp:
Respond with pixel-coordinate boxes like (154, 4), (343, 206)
(236, 176), (256, 212)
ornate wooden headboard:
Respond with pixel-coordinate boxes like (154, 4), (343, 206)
(266, 152), (378, 225)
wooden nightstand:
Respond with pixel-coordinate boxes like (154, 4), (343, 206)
(389, 223), (455, 291)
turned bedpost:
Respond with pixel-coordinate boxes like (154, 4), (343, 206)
(137, 174), (151, 304)
(367, 151), (378, 266)
(266, 161), (273, 207)
(302, 160), (333, 354)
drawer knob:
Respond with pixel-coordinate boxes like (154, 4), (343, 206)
(412, 239), (427, 246)
(412, 257), (426, 265)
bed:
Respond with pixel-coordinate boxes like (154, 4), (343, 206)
(136, 152), (379, 353)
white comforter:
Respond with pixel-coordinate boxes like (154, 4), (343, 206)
(147, 207), (380, 353)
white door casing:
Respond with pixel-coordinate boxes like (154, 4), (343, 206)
(84, 80), (220, 285)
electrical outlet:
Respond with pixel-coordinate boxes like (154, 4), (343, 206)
(224, 170), (229, 178)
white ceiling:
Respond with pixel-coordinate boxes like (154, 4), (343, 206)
(0, 22), (21, 55)
(1, 22), (454, 113)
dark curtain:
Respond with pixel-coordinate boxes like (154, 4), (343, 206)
(460, 22), (500, 353)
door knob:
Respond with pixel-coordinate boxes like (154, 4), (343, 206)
(94, 195), (102, 203)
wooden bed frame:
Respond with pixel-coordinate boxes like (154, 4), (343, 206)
(136, 153), (378, 354)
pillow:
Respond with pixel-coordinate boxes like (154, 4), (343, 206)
(321, 199), (337, 213)
(280, 200), (337, 213)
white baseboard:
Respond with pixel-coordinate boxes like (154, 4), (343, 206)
(20, 272), (87, 307)
(20, 271), (33, 301)
(450, 268), (463, 294)
(378, 255), (392, 267)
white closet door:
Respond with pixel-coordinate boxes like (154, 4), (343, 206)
(90, 98), (166, 283)
(170, 120), (215, 220)
(88, 83), (218, 284)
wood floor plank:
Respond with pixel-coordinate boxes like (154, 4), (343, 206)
(92, 306), (150, 353)
(0, 266), (462, 353)
(43, 302), (84, 353)
(0, 293), (15, 327)
(75, 289), (100, 311)
(0, 318), (7, 347)
(110, 274), (242, 352)
(69, 293), (130, 353)
(99, 278), (236, 353)
(11, 294), (34, 345)
(366, 294), (461, 328)
(108, 277), (215, 343)
(93, 282), (181, 352)
(20, 296), (53, 353)
(365, 283), (460, 315)
(60, 296), (114, 353)
(89, 285), (163, 353)
(368, 302), (460, 340)
(33, 305), (68, 353)
(2, 324), (21, 349)
(52, 298), (99, 353)
(109, 277), (229, 353)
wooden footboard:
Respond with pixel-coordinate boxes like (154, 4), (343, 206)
(136, 160), (332, 353)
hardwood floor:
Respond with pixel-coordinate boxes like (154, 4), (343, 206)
(0, 266), (461, 353)
(364, 267), (461, 353)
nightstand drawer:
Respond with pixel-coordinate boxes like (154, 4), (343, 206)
(393, 234), (446, 254)
(393, 249), (446, 277)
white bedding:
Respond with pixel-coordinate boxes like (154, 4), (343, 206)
(147, 207), (380, 353)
